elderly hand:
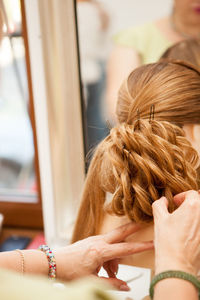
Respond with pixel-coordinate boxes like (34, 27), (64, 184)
(54, 222), (153, 290)
(173, 190), (200, 207)
(153, 190), (200, 276)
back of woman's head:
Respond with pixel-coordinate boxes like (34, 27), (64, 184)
(97, 120), (198, 222)
(72, 119), (199, 242)
(116, 61), (200, 126)
(160, 39), (200, 68)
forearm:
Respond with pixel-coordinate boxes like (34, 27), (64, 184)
(154, 278), (198, 300)
(0, 246), (95, 282)
(0, 250), (48, 276)
(152, 193), (200, 300)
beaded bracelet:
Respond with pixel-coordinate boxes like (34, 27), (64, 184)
(38, 245), (56, 279)
(149, 270), (200, 299)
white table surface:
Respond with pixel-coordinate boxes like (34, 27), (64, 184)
(99, 264), (151, 300)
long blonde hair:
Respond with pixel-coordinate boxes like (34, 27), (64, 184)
(72, 61), (200, 243)
(117, 61), (200, 125)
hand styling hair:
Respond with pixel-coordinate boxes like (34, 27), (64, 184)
(72, 120), (198, 242)
(72, 61), (200, 243)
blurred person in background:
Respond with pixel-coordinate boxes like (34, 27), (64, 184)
(106, 0), (200, 122)
(160, 38), (200, 67)
(76, 0), (110, 152)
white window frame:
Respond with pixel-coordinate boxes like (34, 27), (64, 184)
(24, 0), (85, 246)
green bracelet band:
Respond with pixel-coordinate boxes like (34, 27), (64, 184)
(149, 270), (200, 299)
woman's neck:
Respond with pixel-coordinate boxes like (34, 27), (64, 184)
(121, 224), (154, 269)
(100, 213), (155, 269)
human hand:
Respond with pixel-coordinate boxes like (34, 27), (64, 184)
(153, 191), (200, 275)
(54, 222), (153, 290)
(173, 190), (200, 207)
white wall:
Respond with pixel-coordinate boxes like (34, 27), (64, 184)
(101, 0), (173, 34)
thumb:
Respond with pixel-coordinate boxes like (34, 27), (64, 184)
(174, 190), (200, 207)
(152, 196), (169, 221)
(99, 277), (130, 292)
(173, 191), (190, 207)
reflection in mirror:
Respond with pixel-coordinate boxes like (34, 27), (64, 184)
(76, 0), (109, 154)
(76, 0), (172, 155)
(76, 0), (200, 155)
(0, 0), (37, 202)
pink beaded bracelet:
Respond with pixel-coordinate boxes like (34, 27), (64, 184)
(38, 245), (56, 279)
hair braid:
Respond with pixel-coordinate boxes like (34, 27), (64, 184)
(103, 120), (198, 223)
(72, 119), (199, 243)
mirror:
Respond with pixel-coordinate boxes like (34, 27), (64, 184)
(76, 0), (172, 154)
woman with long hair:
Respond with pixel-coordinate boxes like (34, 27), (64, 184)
(72, 61), (200, 271)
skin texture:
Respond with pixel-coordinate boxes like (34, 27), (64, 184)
(153, 192), (200, 275)
(153, 191), (200, 300)
(100, 214), (155, 269)
(54, 222), (153, 282)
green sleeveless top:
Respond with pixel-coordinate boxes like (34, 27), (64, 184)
(114, 23), (172, 64)
(0, 268), (114, 300)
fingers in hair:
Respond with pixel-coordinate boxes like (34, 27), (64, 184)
(152, 196), (169, 220)
(173, 190), (193, 207)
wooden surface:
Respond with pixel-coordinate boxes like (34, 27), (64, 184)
(0, 227), (43, 245)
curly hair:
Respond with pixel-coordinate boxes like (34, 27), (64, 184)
(72, 120), (199, 242)
(72, 61), (200, 243)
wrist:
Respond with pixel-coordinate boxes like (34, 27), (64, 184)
(155, 256), (196, 275)
(38, 245), (57, 279)
(54, 248), (75, 281)
(22, 250), (49, 276)
(151, 271), (199, 300)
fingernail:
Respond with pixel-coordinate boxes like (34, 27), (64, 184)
(120, 284), (130, 291)
(110, 263), (118, 275)
(111, 267), (118, 276)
